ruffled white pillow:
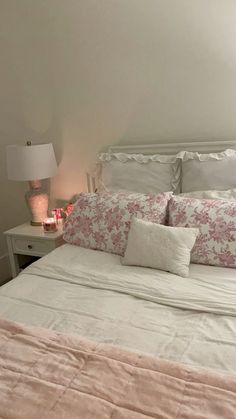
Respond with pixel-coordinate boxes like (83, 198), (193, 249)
(180, 188), (236, 201)
(180, 149), (236, 192)
(97, 153), (181, 194)
(122, 218), (199, 277)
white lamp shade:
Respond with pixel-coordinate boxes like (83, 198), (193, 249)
(6, 143), (58, 181)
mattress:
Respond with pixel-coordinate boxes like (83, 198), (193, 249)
(0, 244), (236, 374)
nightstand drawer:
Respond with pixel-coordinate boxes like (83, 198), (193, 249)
(12, 237), (54, 256)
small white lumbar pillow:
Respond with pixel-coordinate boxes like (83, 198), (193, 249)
(122, 218), (199, 277)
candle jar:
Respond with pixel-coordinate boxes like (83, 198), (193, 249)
(42, 217), (58, 233)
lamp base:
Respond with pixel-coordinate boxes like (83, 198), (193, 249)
(25, 180), (49, 226)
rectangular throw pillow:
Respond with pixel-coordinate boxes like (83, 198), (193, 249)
(97, 152), (181, 194)
(181, 149), (236, 192)
(63, 192), (172, 256)
(122, 218), (198, 277)
(169, 196), (236, 268)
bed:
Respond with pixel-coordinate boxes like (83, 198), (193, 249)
(1, 141), (236, 418)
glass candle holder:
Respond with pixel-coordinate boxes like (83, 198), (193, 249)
(42, 217), (58, 233)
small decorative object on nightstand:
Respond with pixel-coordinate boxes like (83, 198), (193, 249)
(42, 217), (58, 233)
(4, 223), (64, 278)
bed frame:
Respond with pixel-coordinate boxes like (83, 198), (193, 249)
(87, 140), (236, 192)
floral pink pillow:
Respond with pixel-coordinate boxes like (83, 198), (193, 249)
(169, 196), (236, 267)
(63, 192), (172, 255)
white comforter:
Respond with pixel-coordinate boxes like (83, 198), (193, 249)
(1, 244), (236, 373)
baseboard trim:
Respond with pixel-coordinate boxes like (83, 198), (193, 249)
(0, 253), (11, 284)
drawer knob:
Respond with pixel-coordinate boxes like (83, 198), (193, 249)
(28, 244), (33, 250)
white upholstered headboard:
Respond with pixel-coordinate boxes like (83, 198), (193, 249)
(87, 140), (236, 192)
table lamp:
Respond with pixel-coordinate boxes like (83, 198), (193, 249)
(6, 141), (58, 226)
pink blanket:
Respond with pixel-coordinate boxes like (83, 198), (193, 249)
(0, 318), (236, 419)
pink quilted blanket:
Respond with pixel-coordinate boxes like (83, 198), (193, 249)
(0, 318), (236, 418)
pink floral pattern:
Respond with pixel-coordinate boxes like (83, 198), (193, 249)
(169, 196), (236, 267)
(63, 192), (172, 255)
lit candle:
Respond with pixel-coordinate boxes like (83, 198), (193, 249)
(42, 217), (58, 233)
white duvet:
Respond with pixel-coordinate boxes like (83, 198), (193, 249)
(1, 244), (236, 374)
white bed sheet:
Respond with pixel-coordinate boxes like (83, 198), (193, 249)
(1, 244), (236, 374)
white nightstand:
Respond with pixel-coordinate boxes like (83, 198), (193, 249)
(4, 222), (64, 278)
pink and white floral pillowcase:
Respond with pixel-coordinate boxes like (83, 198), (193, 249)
(169, 196), (236, 268)
(63, 192), (172, 256)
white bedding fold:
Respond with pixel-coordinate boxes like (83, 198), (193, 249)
(23, 244), (236, 316)
(1, 244), (236, 373)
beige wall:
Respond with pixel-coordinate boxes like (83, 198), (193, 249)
(1, 0), (236, 280)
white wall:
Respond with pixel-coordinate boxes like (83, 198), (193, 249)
(1, 0), (236, 280)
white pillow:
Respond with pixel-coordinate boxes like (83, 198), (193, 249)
(122, 218), (199, 277)
(97, 153), (181, 193)
(180, 188), (236, 201)
(181, 149), (236, 192)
